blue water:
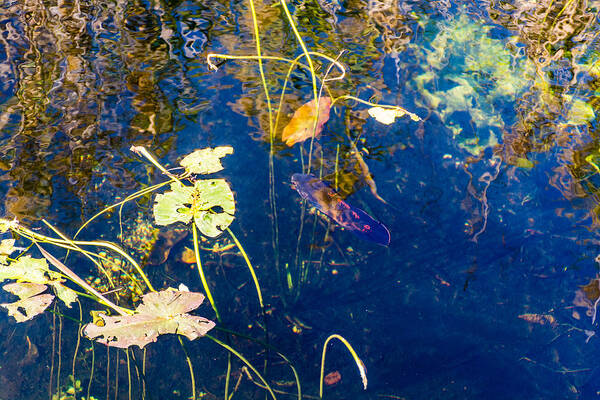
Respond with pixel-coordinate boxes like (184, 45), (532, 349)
(1, 0), (600, 398)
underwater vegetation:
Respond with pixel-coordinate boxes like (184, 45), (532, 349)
(2, 0), (600, 398)
(0, 0), (421, 391)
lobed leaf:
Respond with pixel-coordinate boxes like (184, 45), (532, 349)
(0, 255), (56, 284)
(180, 146), (234, 175)
(153, 182), (195, 226)
(0, 239), (16, 265)
(191, 179), (235, 237)
(1, 282), (54, 322)
(153, 180), (235, 237)
(50, 281), (79, 308)
(83, 288), (215, 349)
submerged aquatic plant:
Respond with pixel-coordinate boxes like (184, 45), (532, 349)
(409, 12), (536, 155)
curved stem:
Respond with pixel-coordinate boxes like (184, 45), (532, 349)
(319, 334), (367, 398)
(130, 146), (186, 186)
(331, 95), (421, 121)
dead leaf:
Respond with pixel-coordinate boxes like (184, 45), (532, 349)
(348, 140), (388, 204)
(367, 106), (420, 124)
(84, 288), (215, 349)
(147, 228), (188, 265)
(180, 247), (196, 264)
(573, 277), (600, 318)
(282, 97), (331, 146)
(518, 313), (556, 326)
(1, 282), (54, 322)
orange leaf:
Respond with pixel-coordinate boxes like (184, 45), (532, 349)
(282, 97), (331, 146)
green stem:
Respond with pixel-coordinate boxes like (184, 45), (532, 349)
(319, 334), (367, 398)
(226, 228), (264, 308)
(20, 222), (154, 292)
(206, 335), (278, 400)
(36, 244), (132, 316)
(130, 146), (187, 187)
(192, 223), (220, 321)
(178, 336), (196, 400)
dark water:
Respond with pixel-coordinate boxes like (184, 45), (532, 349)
(1, 0), (600, 399)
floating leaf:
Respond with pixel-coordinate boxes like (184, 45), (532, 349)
(0, 239), (16, 265)
(1, 282), (54, 322)
(0, 218), (18, 234)
(153, 182), (195, 226)
(180, 146), (234, 175)
(83, 288), (215, 349)
(367, 106), (420, 124)
(153, 180), (235, 237)
(49, 281), (78, 308)
(192, 179), (235, 237)
(282, 97), (331, 146)
(0, 255), (56, 284)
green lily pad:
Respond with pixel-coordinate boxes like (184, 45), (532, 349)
(0, 255), (57, 284)
(153, 180), (235, 237)
(192, 179), (235, 237)
(83, 288), (215, 349)
(153, 182), (195, 226)
(180, 146), (234, 175)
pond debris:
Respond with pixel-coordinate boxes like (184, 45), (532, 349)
(573, 276), (600, 321)
(518, 313), (557, 327)
(179, 146), (234, 175)
(324, 370), (341, 386)
(147, 228), (188, 265)
(0, 282), (54, 322)
(282, 97), (331, 146)
(84, 288), (215, 349)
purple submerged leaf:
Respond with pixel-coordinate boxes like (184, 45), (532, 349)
(291, 173), (390, 246)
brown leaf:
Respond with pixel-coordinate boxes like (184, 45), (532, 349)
(518, 313), (556, 326)
(281, 97), (331, 146)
